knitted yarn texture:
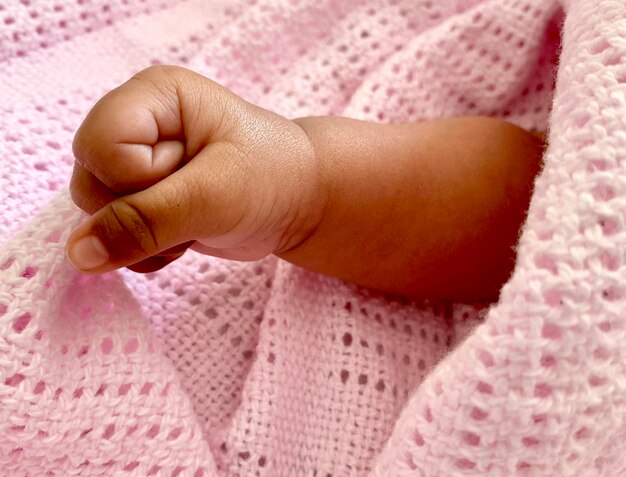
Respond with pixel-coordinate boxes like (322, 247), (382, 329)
(0, 0), (625, 476)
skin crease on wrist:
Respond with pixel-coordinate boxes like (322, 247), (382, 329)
(279, 116), (545, 302)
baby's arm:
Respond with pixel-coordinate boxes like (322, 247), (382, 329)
(67, 66), (543, 301)
(283, 116), (543, 300)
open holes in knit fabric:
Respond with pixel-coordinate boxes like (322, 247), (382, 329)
(7, 0), (623, 474)
(101, 337), (113, 354)
(4, 373), (25, 387)
(12, 313), (32, 333)
(21, 266), (37, 278)
(0, 0), (172, 61)
(1, 257), (14, 270)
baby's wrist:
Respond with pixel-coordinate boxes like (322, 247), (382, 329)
(272, 117), (330, 256)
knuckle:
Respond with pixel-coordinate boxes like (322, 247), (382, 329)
(135, 65), (184, 93)
(72, 121), (102, 169)
(70, 188), (90, 213)
(69, 169), (94, 213)
(100, 199), (160, 258)
(69, 179), (85, 209)
(141, 64), (180, 78)
(71, 133), (86, 165)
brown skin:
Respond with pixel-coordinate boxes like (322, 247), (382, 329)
(284, 117), (544, 301)
(66, 66), (544, 301)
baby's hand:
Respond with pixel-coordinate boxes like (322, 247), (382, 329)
(67, 66), (324, 273)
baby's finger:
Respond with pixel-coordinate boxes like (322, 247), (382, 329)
(70, 162), (119, 214)
(65, 172), (193, 272)
(126, 251), (185, 274)
(124, 240), (194, 273)
(70, 160), (195, 273)
(65, 145), (227, 272)
(72, 66), (190, 193)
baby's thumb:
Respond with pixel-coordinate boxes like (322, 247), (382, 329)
(65, 171), (197, 273)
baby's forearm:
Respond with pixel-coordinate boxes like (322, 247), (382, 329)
(280, 116), (544, 300)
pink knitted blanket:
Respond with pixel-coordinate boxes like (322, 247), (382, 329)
(1, 0), (624, 475)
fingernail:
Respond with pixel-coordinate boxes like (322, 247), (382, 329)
(67, 235), (109, 271)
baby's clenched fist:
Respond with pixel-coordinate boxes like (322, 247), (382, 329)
(67, 65), (325, 273)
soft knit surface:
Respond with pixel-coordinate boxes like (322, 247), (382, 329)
(1, 0), (625, 476)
